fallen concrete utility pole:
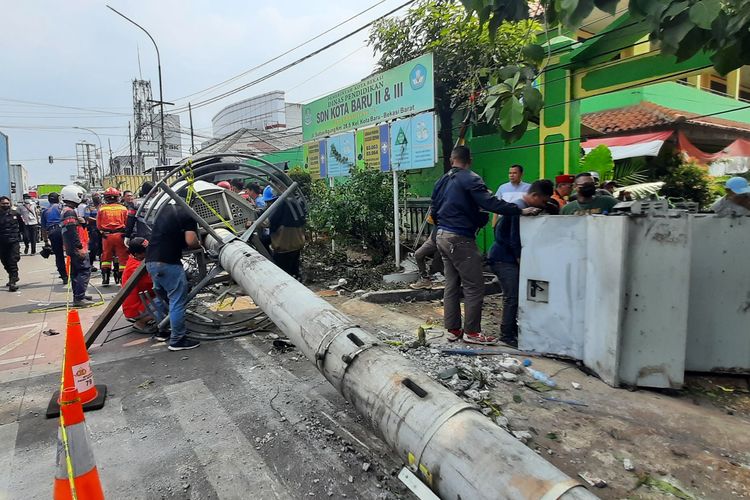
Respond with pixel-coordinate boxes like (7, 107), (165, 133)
(206, 230), (597, 500)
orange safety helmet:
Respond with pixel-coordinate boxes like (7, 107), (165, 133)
(103, 187), (121, 198)
(217, 181), (231, 189)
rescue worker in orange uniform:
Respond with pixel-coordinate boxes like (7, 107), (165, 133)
(97, 187), (130, 285)
(552, 174), (575, 209)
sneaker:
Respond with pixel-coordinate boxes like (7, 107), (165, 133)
(447, 328), (463, 342)
(168, 338), (200, 351)
(8, 284), (18, 292)
(83, 294), (93, 300)
(409, 278), (433, 290)
(153, 332), (170, 342)
(61, 277), (69, 285)
(73, 298), (95, 307)
(464, 332), (499, 345)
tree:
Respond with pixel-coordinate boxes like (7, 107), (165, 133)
(368, 0), (538, 171)
(461, 0), (750, 142)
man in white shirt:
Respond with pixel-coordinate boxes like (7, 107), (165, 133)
(495, 164), (531, 202)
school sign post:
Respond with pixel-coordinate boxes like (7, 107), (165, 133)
(303, 53), (435, 267)
(302, 53), (434, 142)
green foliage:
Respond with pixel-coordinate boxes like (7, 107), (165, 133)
(287, 166), (312, 200)
(307, 169), (406, 256)
(368, 0), (539, 160)
(659, 160), (713, 208)
(461, 0), (750, 141)
(612, 157), (648, 185)
(581, 144), (614, 177)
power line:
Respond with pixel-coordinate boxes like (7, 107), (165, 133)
(0, 97), (130, 115)
(172, 0), (390, 104)
(170, 0), (417, 114)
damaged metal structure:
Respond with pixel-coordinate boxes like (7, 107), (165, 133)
(518, 202), (750, 389)
(85, 153), (598, 499)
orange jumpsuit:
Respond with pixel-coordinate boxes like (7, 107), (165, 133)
(96, 203), (129, 272)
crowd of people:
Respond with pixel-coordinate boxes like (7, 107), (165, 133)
(0, 177), (307, 352)
(414, 145), (750, 348)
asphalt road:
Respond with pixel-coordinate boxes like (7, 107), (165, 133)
(0, 255), (412, 499)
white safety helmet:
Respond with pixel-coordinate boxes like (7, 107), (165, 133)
(61, 185), (85, 205)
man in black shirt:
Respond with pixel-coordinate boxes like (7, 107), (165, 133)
(145, 203), (201, 351)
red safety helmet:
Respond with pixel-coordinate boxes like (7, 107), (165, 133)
(217, 181), (231, 189)
(103, 187), (121, 197)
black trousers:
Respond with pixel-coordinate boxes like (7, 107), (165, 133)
(70, 253), (91, 301)
(273, 250), (301, 279)
(47, 227), (68, 280)
(88, 227), (101, 265)
(23, 225), (39, 254)
(0, 242), (20, 282)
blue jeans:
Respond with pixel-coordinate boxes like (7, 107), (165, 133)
(146, 262), (188, 344)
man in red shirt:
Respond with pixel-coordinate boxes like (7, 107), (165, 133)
(121, 237), (158, 333)
(97, 187), (130, 285)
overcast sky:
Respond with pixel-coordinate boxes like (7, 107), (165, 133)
(1, 0), (400, 185)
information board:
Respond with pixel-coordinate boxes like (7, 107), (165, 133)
(303, 53), (434, 142)
(388, 112), (436, 171)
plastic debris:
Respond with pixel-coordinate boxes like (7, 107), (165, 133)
(542, 396), (588, 407)
(623, 458), (635, 471)
(571, 382), (582, 390)
(526, 368), (557, 387)
(43, 329), (60, 336)
(500, 372), (518, 382)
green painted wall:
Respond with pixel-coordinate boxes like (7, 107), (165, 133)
(259, 146), (305, 169)
(580, 82), (750, 123)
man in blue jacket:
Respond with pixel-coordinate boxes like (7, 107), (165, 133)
(41, 192), (68, 284)
(488, 179), (553, 347)
(432, 146), (540, 345)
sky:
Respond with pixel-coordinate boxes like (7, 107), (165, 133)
(1, 0), (403, 185)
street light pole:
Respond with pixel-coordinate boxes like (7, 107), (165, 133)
(107, 5), (166, 182)
(73, 126), (104, 185)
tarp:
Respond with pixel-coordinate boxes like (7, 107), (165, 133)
(581, 131), (673, 160)
(677, 131), (750, 164)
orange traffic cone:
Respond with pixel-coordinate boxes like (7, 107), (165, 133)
(46, 310), (107, 418)
(53, 386), (105, 500)
(61, 309), (98, 405)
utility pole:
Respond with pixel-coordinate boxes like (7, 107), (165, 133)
(108, 138), (114, 176)
(188, 102), (195, 154)
(107, 5), (166, 181)
(128, 122), (134, 170)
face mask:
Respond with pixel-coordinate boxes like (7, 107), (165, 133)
(578, 184), (597, 197)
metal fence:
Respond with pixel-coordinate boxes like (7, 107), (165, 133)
(400, 197), (431, 250)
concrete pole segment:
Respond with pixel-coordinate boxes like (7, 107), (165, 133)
(205, 230), (597, 500)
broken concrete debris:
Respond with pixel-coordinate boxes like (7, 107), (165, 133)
(579, 472), (607, 488)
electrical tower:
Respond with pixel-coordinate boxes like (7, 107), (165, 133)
(75, 142), (101, 188)
(132, 79), (157, 174)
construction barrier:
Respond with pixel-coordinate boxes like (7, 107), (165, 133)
(61, 309), (98, 404)
(53, 386), (105, 500)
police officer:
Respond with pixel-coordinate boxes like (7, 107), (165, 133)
(41, 192), (68, 284)
(60, 185), (93, 306)
(0, 196), (24, 292)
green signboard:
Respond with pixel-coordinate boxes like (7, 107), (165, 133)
(302, 53), (434, 142)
